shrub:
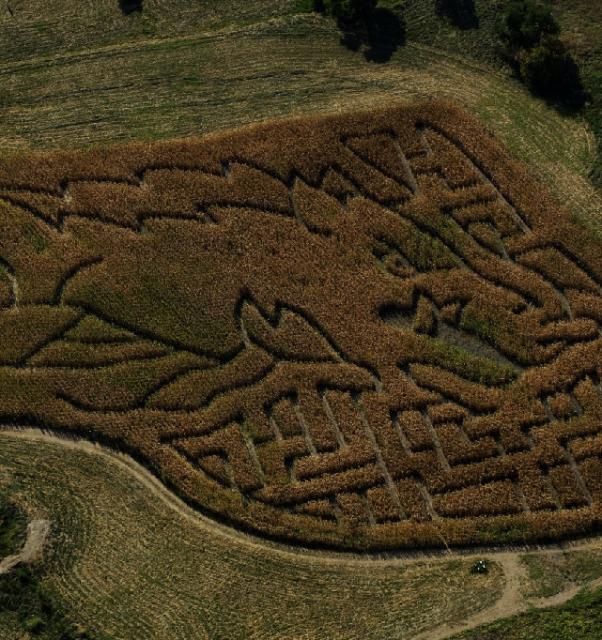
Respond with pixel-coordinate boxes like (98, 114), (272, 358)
(0, 497), (26, 558)
(497, 0), (559, 52)
(119, 0), (142, 15)
(519, 35), (583, 100)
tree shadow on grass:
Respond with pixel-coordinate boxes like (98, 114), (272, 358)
(119, 0), (143, 15)
(339, 7), (406, 63)
(435, 0), (479, 30)
(540, 84), (590, 116)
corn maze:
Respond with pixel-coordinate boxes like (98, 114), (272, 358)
(0, 101), (600, 550)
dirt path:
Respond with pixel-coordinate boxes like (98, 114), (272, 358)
(428, 573), (602, 640)
(0, 518), (50, 575)
(1, 428), (601, 639)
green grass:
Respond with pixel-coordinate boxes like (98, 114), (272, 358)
(0, 498), (26, 560)
(522, 549), (602, 599)
(454, 584), (602, 640)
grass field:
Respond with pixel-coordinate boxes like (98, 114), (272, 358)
(2, 432), (602, 639)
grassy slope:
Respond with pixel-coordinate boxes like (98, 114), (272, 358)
(390, 0), (602, 193)
(454, 586), (602, 640)
(0, 434), (505, 640)
(0, 0), (600, 229)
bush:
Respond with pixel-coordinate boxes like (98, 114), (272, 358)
(119, 0), (142, 15)
(0, 497), (26, 558)
(519, 35), (583, 100)
(497, 0), (559, 52)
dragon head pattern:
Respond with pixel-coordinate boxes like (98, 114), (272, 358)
(0, 101), (600, 550)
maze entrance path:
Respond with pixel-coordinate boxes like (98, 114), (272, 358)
(0, 101), (600, 550)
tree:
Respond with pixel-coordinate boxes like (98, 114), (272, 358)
(326, 0), (378, 25)
(497, 0), (559, 52)
(519, 35), (584, 103)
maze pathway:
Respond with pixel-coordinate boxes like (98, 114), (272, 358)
(0, 101), (600, 550)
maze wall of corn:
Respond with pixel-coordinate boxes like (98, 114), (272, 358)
(0, 101), (600, 550)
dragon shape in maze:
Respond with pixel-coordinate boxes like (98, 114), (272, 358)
(0, 115), (601, 543)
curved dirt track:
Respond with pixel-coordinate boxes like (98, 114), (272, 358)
(1, 427), (602, 640)
(415, 563), (602, 640)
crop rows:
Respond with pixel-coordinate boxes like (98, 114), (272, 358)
(0, 101), (600, 550)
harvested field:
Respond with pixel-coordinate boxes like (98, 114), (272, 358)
(0, 101), (601, 550)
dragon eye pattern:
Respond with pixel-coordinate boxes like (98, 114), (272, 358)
(0, 101), (600, 551)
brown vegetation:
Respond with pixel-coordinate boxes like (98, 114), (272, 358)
(0, 100), (600, 550)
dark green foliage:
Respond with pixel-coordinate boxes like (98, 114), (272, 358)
(0, 567), (82, 638)
(519, 35), (584, 104)
(497, 0), (559, 52)
(119, 0), (142, 15)
(325, 0), (378, 24)
(470, 559), (489, 574)
(495, 1), (585, 109)
(0, 496), (104, 638)
(0, 497), (26, 559)
(297, 0), (324, 11)
(317, 0), (406, 62)
(0, 566), (103, 639)
(435, 0), (479, 30)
